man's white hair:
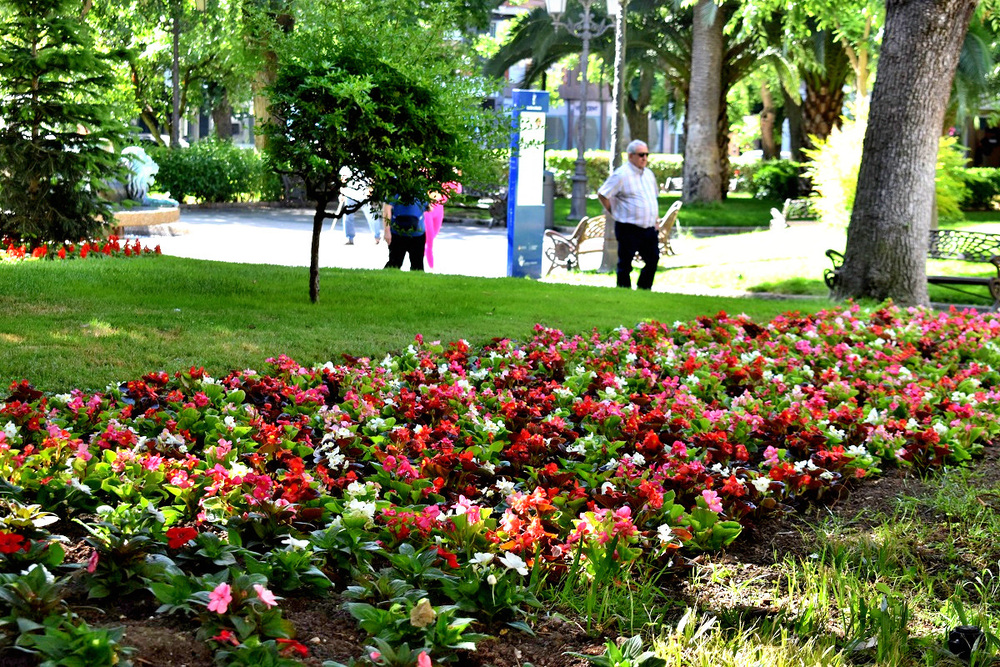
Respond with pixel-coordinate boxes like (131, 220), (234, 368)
(626, 139), (648, 155)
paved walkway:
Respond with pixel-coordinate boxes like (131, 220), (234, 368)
(149, 207), (511, 278)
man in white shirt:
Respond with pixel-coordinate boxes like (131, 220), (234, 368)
(597, 140), (660, 290)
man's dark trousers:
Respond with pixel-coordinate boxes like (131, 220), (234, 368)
(614, 221), (658, 289)
(385, 233), (426, 271)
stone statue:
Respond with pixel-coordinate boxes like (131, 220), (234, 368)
(105, 147), (178, 208)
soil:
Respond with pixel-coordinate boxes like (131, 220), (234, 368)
(4, 452), (999, 667)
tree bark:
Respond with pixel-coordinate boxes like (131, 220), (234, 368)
(682, 0), (722, 204)
(801, 70), (848, 152)
(835, 0), (976, 306)
(212, 89), (234, 141)
(623, 66), (654, 145)
(309, 197), (329, 304)
(760, 82), (777, 159)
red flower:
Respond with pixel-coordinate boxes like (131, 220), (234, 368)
(166, 526), (199, 549)
(276, 639), (309, 658)
(0, 531), (28, 554)
(211, 629), (240, 646)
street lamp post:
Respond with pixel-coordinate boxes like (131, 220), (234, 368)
(544, 0), (614, 221)
(598, 0), (627, 272)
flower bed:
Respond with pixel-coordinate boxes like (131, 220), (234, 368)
(1, 304), (999, 664)
(1, 235), (161, 262)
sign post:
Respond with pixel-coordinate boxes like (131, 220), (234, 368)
(506, 89), (549, 279)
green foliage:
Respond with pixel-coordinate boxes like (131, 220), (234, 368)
(545, 151), (684, 196)
(961, 167), (1000, 210)
(149, 139), (268, 203)
(15, 615), (134, 666)
(937, 136), (971, 222)
(0, 0), (130, 244)
(807, 103), (968, 226)
(568, 635), (666, 667)
(747, 160), (801, 200)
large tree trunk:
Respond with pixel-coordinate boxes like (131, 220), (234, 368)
(835, 0), (975, 306)
(682, 0), (723, 204)
(251, 12), (294, 151)
(623, 66), (655, 145)
(716, 94), (730, 200)
(212, 89), (234, 141)
(760, 82), (777, 160)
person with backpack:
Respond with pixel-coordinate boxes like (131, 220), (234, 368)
(382, 198), (429, 270)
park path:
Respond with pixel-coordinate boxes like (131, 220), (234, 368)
(149, 207), (510, 278)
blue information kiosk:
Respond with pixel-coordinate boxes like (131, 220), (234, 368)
(506, 90), (549, 279)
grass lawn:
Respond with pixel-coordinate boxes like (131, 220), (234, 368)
(449, 193), (780, 228)
(0, 256), (829, 392)
(543, 220), (1000, 309)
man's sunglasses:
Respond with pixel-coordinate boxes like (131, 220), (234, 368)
(633, 152), (649, 157)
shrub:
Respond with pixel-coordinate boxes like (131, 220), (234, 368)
(747, 160), (801, 200)
(960, 167), (1000, 210)
(806, 102), (966, 226)
(545, 150), (683, 196)
(935, 136), (969, 222)
(149, 139), (268, 204)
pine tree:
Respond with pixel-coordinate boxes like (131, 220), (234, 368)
(0, 0), (129, 244)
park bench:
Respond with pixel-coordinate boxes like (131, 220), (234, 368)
(824, 229), (1000, 309)
(543, 203), (682, 275)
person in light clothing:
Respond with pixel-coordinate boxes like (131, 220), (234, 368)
(597, 140), (660, 290)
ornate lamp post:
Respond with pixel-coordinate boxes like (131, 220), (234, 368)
(598, 0), (627, 272)
(544, 0), (614, 220)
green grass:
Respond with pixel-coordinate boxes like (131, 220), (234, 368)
(0, 256), (829, 392)
(546, 192), (779, 228)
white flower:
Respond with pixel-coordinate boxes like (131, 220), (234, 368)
(905, 418), (920, 431)
(864, 408), (881, 425)
(933, 422), (948, 436)
(498, 552), (529, 576)
(495, 479), (516, 497)
(827, 426), (846, 441)
(751, 476), (771, 494)
(656, 524), (674, 544)
(3, 422), (18, 438)
(600, 481), (617, 494)
(224, 415), (236, 429)
(471, 552), (495, 567)
(282, 536), (311, 550)
(487, 574), (498, 586)
(345, 499), (376, 524)
(846, 444), (869, 458)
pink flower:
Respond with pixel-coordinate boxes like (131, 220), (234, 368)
(370, 651), (382, 661)
(702, 489), (723, 514)
(418, 651), (432, 667)
(86, 550), (99, 573)
(253, 584), (277, 608)
(207, 582), (232, 614)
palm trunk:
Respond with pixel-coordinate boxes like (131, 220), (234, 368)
(682, 0), (723, 204)
(760, 82), (777, 159)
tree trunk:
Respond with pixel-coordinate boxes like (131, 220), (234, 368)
(251, 12), (294, 151)
(682, 0), (723, 204)
(212, 89), (233, 141)
(623, 66), (654, 145)
(835, 0), (976, 306)
(309, 197), (328, 304)
(716, 95), (730, 200)
(760, 82), (777, 159)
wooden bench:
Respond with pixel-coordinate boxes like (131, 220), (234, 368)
(544, 204), (682, 275)
(544, 214), (607, 275)
(824, 229), (1000, 309)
